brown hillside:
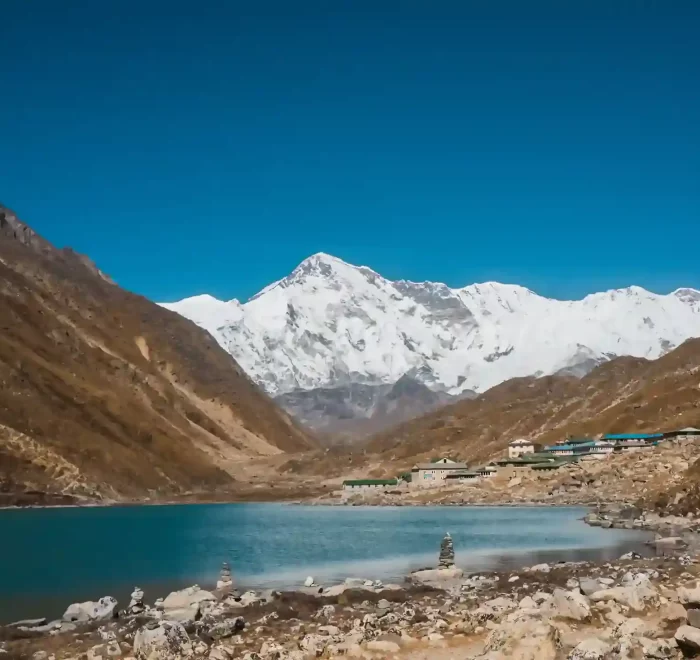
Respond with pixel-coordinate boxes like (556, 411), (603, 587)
(282, 338), (700, 480)
(365, 340), (700, 468)
(0, 205), (314, 504)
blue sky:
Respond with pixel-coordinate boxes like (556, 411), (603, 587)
(1, 1), (698, 303)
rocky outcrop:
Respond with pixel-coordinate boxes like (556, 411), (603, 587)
(62, 597), (117, 623)
(159, 586), (217, 623)
(133, 620), (193, 660)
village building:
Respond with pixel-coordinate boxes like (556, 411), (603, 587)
(444, 470), (480, 483)
(664, 427), (700, 440)
(612, 440), (655, 452)
(475, 465), (498, 477)
(543, 443), (577, 457)
(507, 438), (537, 458)
(603, 433), (663, 445)
(411, 458), (469, 486)
(543, 440), (613, 458)
(531, 460), (568, 471)
(342, 478), (399, 491)
(495, 455), (554, 468)
(579, 440), (615, 458)
(554, 437), (594, 446)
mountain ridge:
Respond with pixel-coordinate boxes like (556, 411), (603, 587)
(162, 252), (700, 399)
(0, 204), (314, 504)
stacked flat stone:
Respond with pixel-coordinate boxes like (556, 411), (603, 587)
(216, 562), (233, 593)
(128, 587), (145, 614)
(439, 532), (455, 568)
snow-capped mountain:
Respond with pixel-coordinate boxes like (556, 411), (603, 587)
(160, 253), (700, 396)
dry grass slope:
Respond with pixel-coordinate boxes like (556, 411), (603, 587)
(0, 205), (315, 504)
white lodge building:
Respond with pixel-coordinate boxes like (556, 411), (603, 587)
(412, 458), (469, 487)
(508, 438), (536, 458)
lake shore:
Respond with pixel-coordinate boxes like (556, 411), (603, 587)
(3, 534), (699, 660)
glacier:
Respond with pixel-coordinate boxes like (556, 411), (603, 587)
(160, 253), (700, 396)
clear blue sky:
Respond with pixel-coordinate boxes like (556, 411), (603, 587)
(1, 1), (699, 302)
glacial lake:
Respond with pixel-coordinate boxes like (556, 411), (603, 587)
(0, 503), (650, 622)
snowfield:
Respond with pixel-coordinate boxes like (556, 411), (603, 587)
(160, 253), (700, 395)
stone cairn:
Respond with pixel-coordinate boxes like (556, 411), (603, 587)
(439, 532), (455, 568)
(128, 587), (145, 614)
(216, 562), (234, 594)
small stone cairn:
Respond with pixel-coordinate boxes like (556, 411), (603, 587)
(128, 587), (145, 614)
(439, 532), (455, 568)
(216, 562), (234, 594)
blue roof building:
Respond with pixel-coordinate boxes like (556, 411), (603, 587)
(603, 433), (663, 441)
(543, 440), (614, 456)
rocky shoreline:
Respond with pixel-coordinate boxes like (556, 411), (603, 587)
(5, 522), (700, 660)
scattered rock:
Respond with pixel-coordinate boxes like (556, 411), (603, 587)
(485, 614), (561, 660)
(590, 572), (658, 611)
(87, 642), (122, 659)
(620, 551), (643, 560)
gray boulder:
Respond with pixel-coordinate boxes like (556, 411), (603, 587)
(62, 596), (118, 623)
(410, 566), (463, 584)
(579, 578), (603, 597)
(86, 641), (122, 659)
(485, 612), (561, 660)
(590, 572), (658, 612)
(675, 625), (700, 655)
(568, 638), (612, 659)
(133, 620), (193, 660)
(204, 617), (245, 640)
(545, 589), (591, 621)
(639, 637), (678, 659)
(160, 586), (216, 623)
(687, 609), (700, 629)
(678, 582), (700, 608)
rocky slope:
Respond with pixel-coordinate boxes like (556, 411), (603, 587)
(0, 205), (314, 504)
(366, 337), (700, 467)
(274, 376), (472, 441)
(162, 253), (700, 402)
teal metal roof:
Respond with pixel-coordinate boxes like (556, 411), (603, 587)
(603, 433), (662, 440)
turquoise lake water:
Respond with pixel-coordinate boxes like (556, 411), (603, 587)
(0, 504), (649, 622)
